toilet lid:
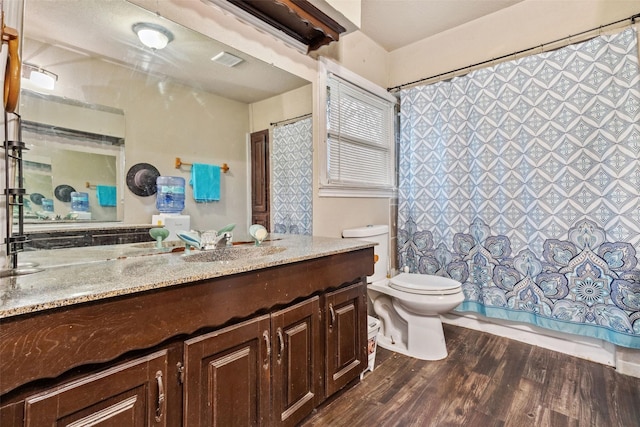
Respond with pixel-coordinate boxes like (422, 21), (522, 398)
(389, 273), (462, 295)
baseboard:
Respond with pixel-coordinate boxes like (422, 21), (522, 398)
(615, 346), (640, 378)
(442, 312), (617, 367)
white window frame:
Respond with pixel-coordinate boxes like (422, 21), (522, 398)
(318, 57), (397, 198)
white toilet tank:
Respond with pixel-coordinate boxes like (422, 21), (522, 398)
(342, 225), (388, 283)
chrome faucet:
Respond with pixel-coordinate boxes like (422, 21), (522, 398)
(198, 230), (232, 250)
(216, 232), (233, 248)
(177, 224), (236, 251)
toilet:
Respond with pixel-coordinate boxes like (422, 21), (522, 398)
(342, 225), (464, 361)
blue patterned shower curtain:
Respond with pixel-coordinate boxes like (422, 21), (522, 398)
(272, 117), (312, 235)
(398, 29), (640, 348)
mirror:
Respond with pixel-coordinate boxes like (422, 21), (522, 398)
(20, 90), (124, 222)
(19, 0), (311, 229)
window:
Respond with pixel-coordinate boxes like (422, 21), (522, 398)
(319, 58), (396, 197)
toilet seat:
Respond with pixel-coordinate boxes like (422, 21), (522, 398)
(389, 273), (462, 295)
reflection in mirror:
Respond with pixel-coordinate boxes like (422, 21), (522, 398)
(19, 0), (311, 233)
(19, 90), (124, 223)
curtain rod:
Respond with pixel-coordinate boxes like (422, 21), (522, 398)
(270, 113), (312, 127)
(388, 12), (640, 93)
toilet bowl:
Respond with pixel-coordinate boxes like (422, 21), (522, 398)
(368, 273), (464, 360)
(342, 225), (464, 361)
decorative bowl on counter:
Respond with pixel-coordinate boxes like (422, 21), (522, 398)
(176, 231), (201, 253)
(249, 224), (268, 246)
(149, 227), (170, 249)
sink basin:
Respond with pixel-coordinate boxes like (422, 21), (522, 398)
(182, 245), (286, 262)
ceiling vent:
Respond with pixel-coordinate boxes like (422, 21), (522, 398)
(211, 51), (244, 67)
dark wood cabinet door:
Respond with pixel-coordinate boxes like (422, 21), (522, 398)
(23, 350), (168, 427)
(0, 401), (24, 427)
(324, 281), (368, 397)
(183, 315), (271, 427)
(251, 129), (270, 230)
(271, 297), (321, 427)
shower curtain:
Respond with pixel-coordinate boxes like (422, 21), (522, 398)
(272, 117), (313, 235)
(398, 28), (640, 348)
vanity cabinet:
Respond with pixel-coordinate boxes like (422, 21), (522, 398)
(23, 350), (169, 426)
(325, 283), (368, 397)
(270, 296), (322, 426)
(183, 315), (272, 426)
(184, 296), (322, 426)
(0, 246), (373, 426)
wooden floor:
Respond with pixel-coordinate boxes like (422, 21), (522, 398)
(301, 324), (640, 427)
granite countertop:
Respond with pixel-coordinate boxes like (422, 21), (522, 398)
(0, 234), (374, 319)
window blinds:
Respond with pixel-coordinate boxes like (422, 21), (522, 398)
(326, 73), (394, 189)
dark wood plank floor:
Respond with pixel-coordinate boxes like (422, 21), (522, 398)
(301, 324), (640, 427)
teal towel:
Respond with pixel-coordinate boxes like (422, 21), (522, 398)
(96, 185), (117, 207)
(190, 163), (220, 202)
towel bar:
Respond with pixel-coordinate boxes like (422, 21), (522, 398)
(86, 182), (118, 191)
(175, 157), (229, 173)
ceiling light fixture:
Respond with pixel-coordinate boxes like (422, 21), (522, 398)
(132, 22), (174, 50)
(22, 63), (58, 90)
(211, 51), (244, 67)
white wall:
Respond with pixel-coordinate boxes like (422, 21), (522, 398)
(388, 0), (640, 88)
(25, 42), (250, 231)
(250, 85), (312, 133)
(122, 81), (250, 230)
(53, 151), (117, 221)
(130, 0), (394, 239)
(312, 32), (393, 238)
(316, 29), (390, 88)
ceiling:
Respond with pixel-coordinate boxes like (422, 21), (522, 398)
(359, 0), (525, 51)
(21, 0), (310, 104)
(21, 0), (525, 104)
